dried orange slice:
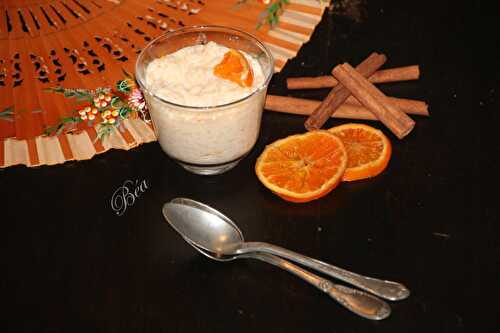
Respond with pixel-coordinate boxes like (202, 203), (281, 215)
(213, 49), (254, 87)
(255, 130), (348, 203)
(328, 123), (391, 182)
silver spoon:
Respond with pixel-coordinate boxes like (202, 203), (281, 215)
(185, 238), (391, 320)
(162, 197), (410, 301)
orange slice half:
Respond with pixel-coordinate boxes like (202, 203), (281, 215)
(328, 123), (392, 182)
(213, 49), (254, 87)
(255, 130), (348, 203)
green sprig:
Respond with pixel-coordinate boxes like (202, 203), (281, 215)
(44, 86), (111, 102)
(0, 106), (14, 122)
(44, 116), (82, 136)
(96, 122), (116, 142)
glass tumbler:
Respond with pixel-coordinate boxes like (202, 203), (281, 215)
(135, 26), (274, 175)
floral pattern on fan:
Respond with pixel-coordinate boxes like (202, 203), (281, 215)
(44, 72), (150, 142)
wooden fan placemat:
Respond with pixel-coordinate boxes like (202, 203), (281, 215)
(0, 0), (330, 168)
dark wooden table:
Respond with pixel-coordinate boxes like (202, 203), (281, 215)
(2, 1), (497, 332)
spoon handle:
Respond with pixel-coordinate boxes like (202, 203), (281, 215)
(239, 242), (410, 301)
(240, 253), (391, 320)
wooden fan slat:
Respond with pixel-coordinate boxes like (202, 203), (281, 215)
(23, 7), (42, 38)
(54, 28), (110, 89)
(0, 140), (4, 167)
(197, 1), (271, 31)
(85, 126), (105, 153)
(10, 38), (44, 139)
(29, 37), (77, 119)
(0, 120), (15, 140)
(23, 7), (41, 37)
(119, 1), (172, 37)
(48, 1), (83, 28)
(27, 137), (39, 165)
(58, 0), (88, 22)
(3, 137), (30, 166)
(108, 28), (145, 62)
(101, 127), (130, 150)
(23, 38), (70, 132)
(274, 21), (314, 36)
(123, 118), (156, 144)
(28, 5), (58, 34)
(41, 3), (66, 27)
(263, 42), (297, 71)
(287, 3), (324, 16)
(150, 0), (204, 17)
(73, 25), (129, 86)
(6, 7), (25, 39)
(290, 0), (327, 7)
(65, 130), (97, 160)
(41, 4), (66, 32)
(145, 2), (193, 31)
(117, 126), (137, 146)
(280, 9), (322, 28)
(87, 17), (137, 75)
(80, 8), (144, 60)
(0, 3), (8, 40)
(79, 0), (118, 14)
(39, 32), (89, 94)
(57, 132), (75, 160)
(35, 134), (66, 165)
(268, 27), (311, 44)
(64, 0), (104, 20)
(100, 3), (156, 56)
(274, 58), (286, 70)
(0, 42), (15, 136)
(80, 2), (158, 80)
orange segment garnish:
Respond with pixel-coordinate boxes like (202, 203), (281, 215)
(213, 49), (254, 87)
(328, 123), (392, 182)
(255, 130), (348, 203)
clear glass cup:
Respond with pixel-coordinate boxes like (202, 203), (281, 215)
(135, 26), (274, 175)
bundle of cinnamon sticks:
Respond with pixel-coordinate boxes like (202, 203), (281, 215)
(264, 52), (428, 139)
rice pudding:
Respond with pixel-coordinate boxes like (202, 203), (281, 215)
(146, 42), (265, 107)
(137, 28), (273, 175)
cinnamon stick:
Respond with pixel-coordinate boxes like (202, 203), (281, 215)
(265, 95), (429, 120)
(345, 96), (428, 115)
(287, 65), (420, 90)
(304, 52), (387, 131)
(332, 63), (415, 139)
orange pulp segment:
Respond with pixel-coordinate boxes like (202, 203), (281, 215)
(213, 49), (254, 87)
(255, 130), (348, 203)
(328, 123), (392, 182)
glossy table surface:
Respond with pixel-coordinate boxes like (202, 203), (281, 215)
(2, 0), (497, 332)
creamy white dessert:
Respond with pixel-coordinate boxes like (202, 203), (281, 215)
(143, 41), (268, 169)
(146, 41), (265, 107)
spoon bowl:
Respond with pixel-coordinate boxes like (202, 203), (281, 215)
(164, 197), (244, 255)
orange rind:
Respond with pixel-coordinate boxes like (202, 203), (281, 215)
(328, 123), (391, 181)
(255, 130), (348, 203)
(213, 49), (254, 87)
